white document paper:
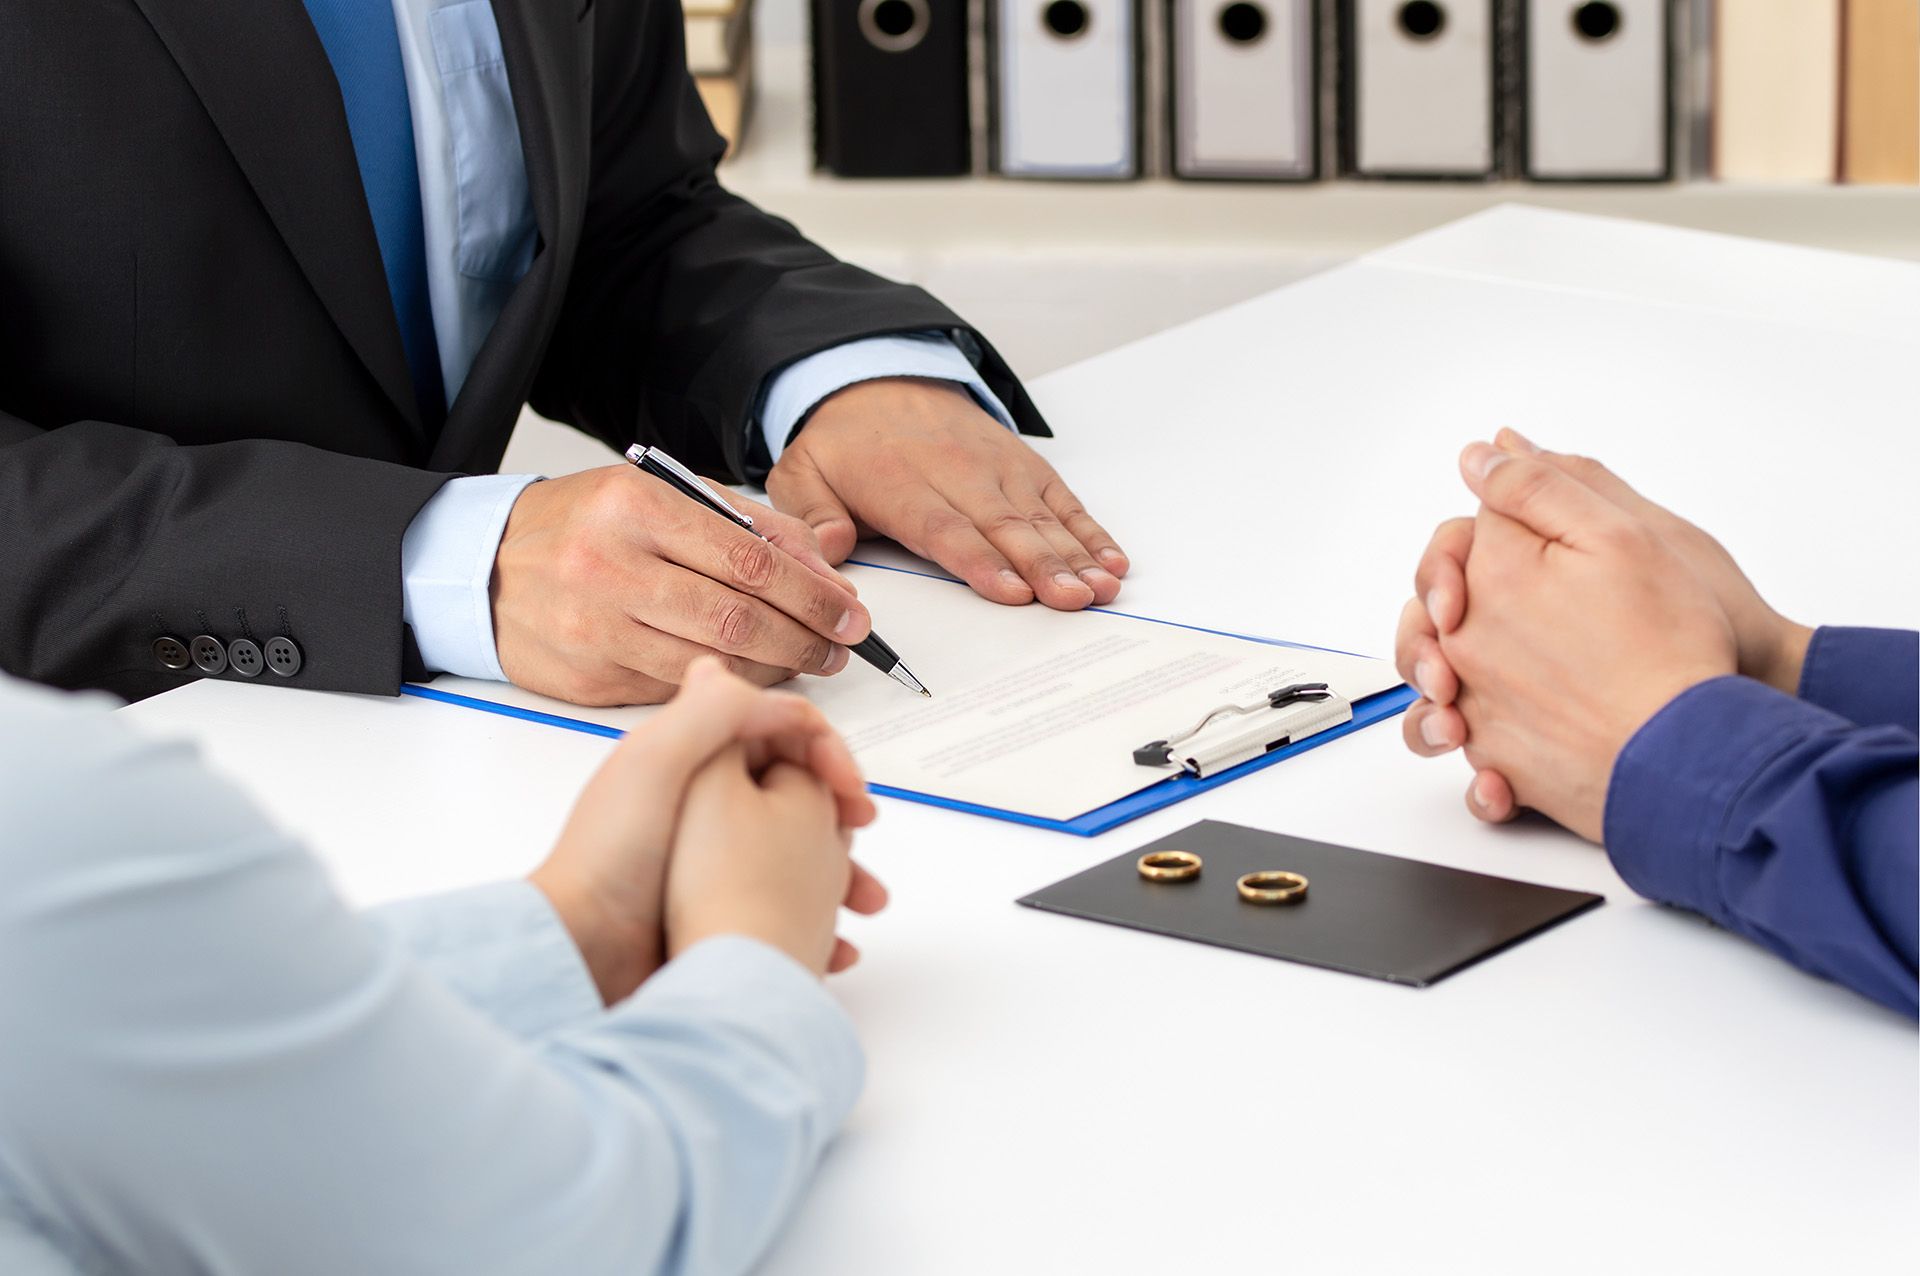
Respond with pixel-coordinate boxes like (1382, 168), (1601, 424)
(426, 565), (1401, 822)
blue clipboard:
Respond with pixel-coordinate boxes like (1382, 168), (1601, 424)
(401, 563), (1416, 838)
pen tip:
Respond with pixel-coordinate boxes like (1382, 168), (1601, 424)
(889, 663), (931, 698)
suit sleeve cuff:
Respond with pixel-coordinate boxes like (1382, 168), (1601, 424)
(368, 880), (605, 1040)
(623, 936), (865, 1129)
(1797, 627), (1920, 734)
(758, 332), (1017, 465)
(1603, 675), (1860, 923)
(400, 474), (541, 681)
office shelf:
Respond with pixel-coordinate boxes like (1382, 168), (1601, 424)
(725, 43), (1920, 266)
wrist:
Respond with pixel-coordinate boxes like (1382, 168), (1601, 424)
(808, 376), (974, 429)
(670, 908), (828, 979)
(1752, 619), (1816, 696)
(529, 866), (661, 1005)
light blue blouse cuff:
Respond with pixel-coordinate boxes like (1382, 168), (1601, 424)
(759, 332), (1017, 465)
(400, 473), (541, 681)
(629, 936), (866, 1129)
(369, 879), (605, 1041)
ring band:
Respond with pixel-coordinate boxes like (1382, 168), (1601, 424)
(1137, 850), (1203, 882)
(1236, 870), (1309, 905)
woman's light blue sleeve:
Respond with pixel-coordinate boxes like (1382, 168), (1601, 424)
(0, 679), (861, 1276)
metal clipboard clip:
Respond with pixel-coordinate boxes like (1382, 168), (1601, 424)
(1132, 683), (1354, 780)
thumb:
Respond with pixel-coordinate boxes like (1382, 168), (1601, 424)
(769, 455), (859, 564)
(759, 506), (860, 598)
(610, 660), (766, 801)
(760, 759), (832, 808)
(1495, 429), (1666, 524)
(1459, 441), (1630, 548)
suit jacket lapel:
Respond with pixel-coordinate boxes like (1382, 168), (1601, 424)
(132, 0), (426, 445)
(431, 0), (593, 472)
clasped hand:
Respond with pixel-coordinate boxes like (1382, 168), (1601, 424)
(1395, 429), (1811, 841)
(529, 658), (886, 1004)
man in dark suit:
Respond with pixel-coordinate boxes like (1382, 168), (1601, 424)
(0, 0), (1130, 706)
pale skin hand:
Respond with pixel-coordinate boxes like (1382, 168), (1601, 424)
(1400, 441), (1739, 841)
(767, 378), (1132, 610)
(529, 659), (884, 1004)
(1398, 429), (1812, 823)
(492, 466), (872, 707)
(666, 741), (876, 977)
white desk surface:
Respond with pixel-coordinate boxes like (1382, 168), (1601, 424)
(123, 207), (1919, 1274)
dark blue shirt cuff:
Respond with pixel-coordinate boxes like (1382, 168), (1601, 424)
(1603, 676), (1856, 922)
(1605, 675), (1919, 1017)
(1798, 627), (1919, 734)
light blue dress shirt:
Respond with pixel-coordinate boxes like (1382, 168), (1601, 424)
(387, 0), (1011, 681)
(0, 673), (863, 1275)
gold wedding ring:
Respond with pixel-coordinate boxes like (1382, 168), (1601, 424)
(1236, 870), (1309, 905)
(1137, 850), (1203, 882)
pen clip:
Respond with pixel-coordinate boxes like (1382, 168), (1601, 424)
(1133, 683), (1350, 776)
(624, 445), (756, 532)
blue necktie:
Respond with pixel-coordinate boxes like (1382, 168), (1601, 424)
(301, 0), (445, 427)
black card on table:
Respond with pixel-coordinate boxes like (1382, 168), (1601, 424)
(1017, 820), (1603, 988)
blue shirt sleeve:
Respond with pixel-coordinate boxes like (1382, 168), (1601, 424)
(758, 332), (1016, 465)
(0, 675), (862, 1275)
(1604, 674), (1919, 1018)
(401, 472), (539, 680)
(1798, 626), (1919, 734)
(369, 880), (606, 1040)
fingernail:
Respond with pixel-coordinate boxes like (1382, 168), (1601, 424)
(1098, 548), (1127, 570)
(1414, 659), (1438, 702)
(1055, 572), (1092, 595)
(1079, 567), (1117, 591)
(1502, 428), (1540, 454)
(1471, 774), (1494, 810)
(1464, 443), (1508, 480)
(834, 610), (858, 640)
(1427, 587), (1453, 629)
(822, 646), (849, 674)
(1420, 714), (1450, 748)
(999, 569), (1031, 596)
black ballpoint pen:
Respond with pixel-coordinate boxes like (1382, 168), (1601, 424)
(624, 444), (932, 697)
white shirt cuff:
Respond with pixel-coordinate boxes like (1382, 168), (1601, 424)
(758, 332), (1017, 465)
(400, 473), (540, 681)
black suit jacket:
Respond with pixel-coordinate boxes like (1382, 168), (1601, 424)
(0, 0), (1045, 701)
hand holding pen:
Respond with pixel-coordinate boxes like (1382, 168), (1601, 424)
(627, 446), (931, 696)
(488, 454), (883, 707)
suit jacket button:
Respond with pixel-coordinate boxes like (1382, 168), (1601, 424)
(264, 636), (303, 677)
(190, 635), (228, 675)
(228, 638), (264, 678)
(152, 636), (191, 671)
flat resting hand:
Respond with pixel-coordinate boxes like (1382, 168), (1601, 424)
(766, 379), (1131, 610)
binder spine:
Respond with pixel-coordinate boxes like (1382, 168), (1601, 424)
(1515, 0), (1676, 182)
(812, 0), (972, 177)
(1167, 0), (1323, 181)
(1338, 0), (1503, 180)
(987, 0), (1147, 180)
